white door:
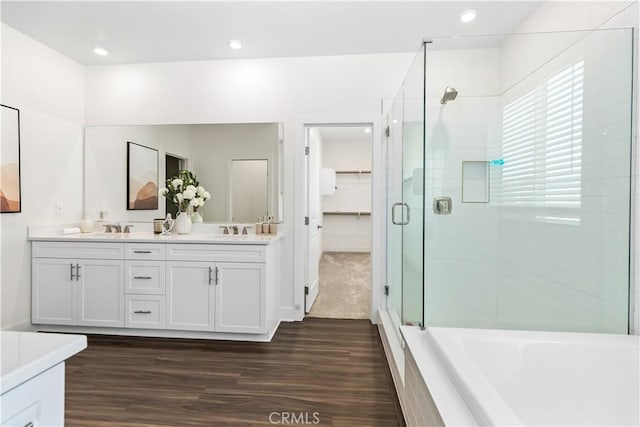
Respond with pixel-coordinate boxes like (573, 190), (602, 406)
(77, 259), (125, 327)
(32, 259), (76, 325)
(166, 261), (215, 331)
(305, 128), (322, 312)
(215, 262), (266, 334)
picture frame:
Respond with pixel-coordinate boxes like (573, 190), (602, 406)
(1, 104), (21, 213)
(127, 141), (159, 210)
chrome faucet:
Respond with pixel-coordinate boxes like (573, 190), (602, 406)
(103, 223), (123, 233)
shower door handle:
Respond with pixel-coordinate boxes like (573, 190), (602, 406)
(392, 203), (410, 225)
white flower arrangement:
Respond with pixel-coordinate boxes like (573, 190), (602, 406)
(160, 170), (211, 213)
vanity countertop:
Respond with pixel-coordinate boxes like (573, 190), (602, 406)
(27, 231), (283, 245)
(1, 331), (87, 394)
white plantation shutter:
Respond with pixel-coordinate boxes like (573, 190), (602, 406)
(501, 60), (584, 208)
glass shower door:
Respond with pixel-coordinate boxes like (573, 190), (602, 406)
(385, 44), (426, 328)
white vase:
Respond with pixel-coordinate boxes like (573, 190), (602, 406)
(175, 211), (192, 234)
(191, 210), (203, 223)
(79, 218), (94, 233)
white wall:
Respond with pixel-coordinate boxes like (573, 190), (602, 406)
(84, 52), (415, 318)
(0, 24), (85, 329)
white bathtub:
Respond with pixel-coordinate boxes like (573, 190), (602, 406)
(401, 326), (640, 426)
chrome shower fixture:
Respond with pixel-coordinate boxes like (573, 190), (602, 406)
(441, 87), (458, 104)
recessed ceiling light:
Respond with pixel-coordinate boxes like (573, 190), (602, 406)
(93, 46), (109, 56)
(364, 128), (371, 134)
(228, 39), (242, 50)
(460, 9), (478, 23)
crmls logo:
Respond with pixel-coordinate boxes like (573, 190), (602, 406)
(268, 411), (320, 425)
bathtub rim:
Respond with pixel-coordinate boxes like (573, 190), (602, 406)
(399, 325), (478, 426)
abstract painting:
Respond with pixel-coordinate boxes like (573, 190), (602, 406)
(127, 141), (158, 210)
(1, 105), (21, 213)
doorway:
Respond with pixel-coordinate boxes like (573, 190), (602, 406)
(165, 154), (187, 218)
(304, 125), (373, 319)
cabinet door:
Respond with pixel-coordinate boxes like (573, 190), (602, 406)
(215, 262), (266, 334)
(32, 259), (76, 325)
(77, 260), (125, 327)
(166, 261), (214, 331)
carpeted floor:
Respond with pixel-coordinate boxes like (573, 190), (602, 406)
(308, 252), (371, 319)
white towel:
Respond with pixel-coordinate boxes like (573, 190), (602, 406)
(58, 227), (82, 235)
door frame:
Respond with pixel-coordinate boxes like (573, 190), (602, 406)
(293, 114), (383, 323)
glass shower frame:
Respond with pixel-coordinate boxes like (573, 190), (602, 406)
(385, 27), (634, 335)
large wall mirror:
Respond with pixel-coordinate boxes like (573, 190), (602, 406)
(84, 123), (283, 223)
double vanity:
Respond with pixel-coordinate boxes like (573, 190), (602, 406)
(29, 229), (282, 342)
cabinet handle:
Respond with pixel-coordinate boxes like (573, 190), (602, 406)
(215, 266), (220, 285)
(70, 263), (75, 281)
(133, 310), (152, 314)
(208, 266), (213, 285)
(76, 264), (82, 281)
(133, 276), (152, 280)
(133, 250), (152, 254)
(23, 422), (34, 427)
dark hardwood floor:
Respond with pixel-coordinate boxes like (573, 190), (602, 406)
(65, 318), (405, 427)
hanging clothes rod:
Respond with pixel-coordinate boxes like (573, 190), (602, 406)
(335, 170), (372, 174)
(323, 211), (371, 216)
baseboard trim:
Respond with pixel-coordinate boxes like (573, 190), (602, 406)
(280, 306), (300, 322)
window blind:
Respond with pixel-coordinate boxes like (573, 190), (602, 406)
(501, 60), (584, 208)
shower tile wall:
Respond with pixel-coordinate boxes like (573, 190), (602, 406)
(425, 29), (633, 333)
(424, 97), (501, 328)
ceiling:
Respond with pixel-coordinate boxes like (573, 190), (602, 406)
(1, 1), (543, 66)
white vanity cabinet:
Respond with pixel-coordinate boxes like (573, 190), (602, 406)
(165, 244), (269, 334)
(30, 236), (282, 342)
(32, 243), (125, 327)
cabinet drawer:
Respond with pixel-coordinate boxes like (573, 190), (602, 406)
(125, 261), (165, 294)
(166, 244), (265, 263)
(125, 243), (165, 260)
(32, 242), (124, 260)
(125, 295), (165, 329)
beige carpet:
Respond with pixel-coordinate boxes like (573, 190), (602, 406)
(307, 252), (371, 319)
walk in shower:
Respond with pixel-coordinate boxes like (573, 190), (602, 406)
(383, 27), (634, 361)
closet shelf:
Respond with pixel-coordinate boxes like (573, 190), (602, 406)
(335, 170), (371, 174)
(323, 211), (371, 216)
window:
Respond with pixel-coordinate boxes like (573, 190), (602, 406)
(501, 60), (584, 209)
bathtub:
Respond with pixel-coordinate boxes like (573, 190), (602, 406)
(400, 326), (640, 426)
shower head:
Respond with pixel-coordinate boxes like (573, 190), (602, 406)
(441, 87), (458, 104)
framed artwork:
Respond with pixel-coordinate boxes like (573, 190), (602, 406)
(127, 141), (159, 210)
(1, 105), (21, 213)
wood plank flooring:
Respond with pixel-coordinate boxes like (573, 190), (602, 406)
(64, 318), (405, 427)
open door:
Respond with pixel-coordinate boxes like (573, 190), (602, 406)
(304, 128), (321, 313)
